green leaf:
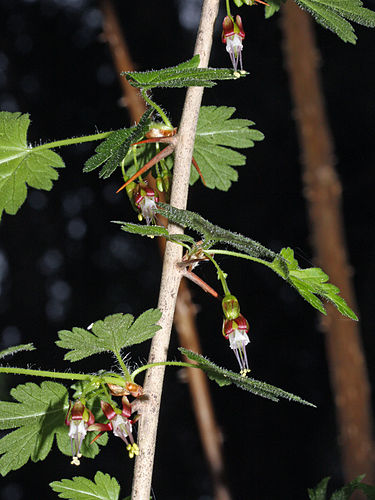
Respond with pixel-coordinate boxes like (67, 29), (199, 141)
(274, 248), (358, 320)
(0, 343), (35, 359)
(155, 203), (278, 262)
(123, 56), (248, 90)
(265, 0), (284, 18)
(0, 112), (64, 220)
(191, 106), (264, 190)
(112, 221), (169, 238)
(180, 348), (316, 406)
(0, 381), (104, 476)
(56, 309), (162, 362)
(308, 477), (330, 500)
(112, 221), (195, 245)
(83, 108), (153, 178)
(50, 471), (120, 500)
(294, 0), (375, 44)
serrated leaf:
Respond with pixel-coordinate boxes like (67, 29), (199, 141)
(265, 0), (284, 18)
(50, 471), (120, 500)
(0, 343), (35, 359)
(0, 381), (104, 476)
(180, 348), (315, 406)
(274, 248), (358, 320)
(308, 476), (331, 500)
(83, 108), (153, 179)
(0, 112), (64, 220)
(112, 221), (169, 238)
(155, 203), (277, 261)
(192, 106), (264, 190)
(123, 56), (248, 90)
(295, 0), (375, 44)
(56, 310), (161, 362)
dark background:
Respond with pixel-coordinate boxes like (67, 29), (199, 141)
(0, 0), (374, 499)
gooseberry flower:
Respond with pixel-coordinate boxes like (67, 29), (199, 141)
(65, 400), (95, 466)
(222, 15), (245, 71)
(88, 397), (139, 458)
(134, 185), (159, 225)
(222, 295), (250, 375)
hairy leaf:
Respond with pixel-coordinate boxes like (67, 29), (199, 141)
(50, 471), (120, 500)
(83, 108), (153, 178)
(180, 348), (315, 406)
(0, 343), (35, 359)
(156, 205), (357, 319)
(113, 221), (195, 245)
(308, 474), (375, 500)
(274, 248), (358, 320)
(0, 112), (64, 220)
(155, 203), (278, 261)
(0, 381), (105, 476)
(123, 56), (248, 90)
(191, 106), (264, 190)
(57, 309), (161, 362)
(295, 0), (375, 44)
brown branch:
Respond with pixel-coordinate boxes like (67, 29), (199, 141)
(281, 0), (375, 484)
(100, 1), (231, 499)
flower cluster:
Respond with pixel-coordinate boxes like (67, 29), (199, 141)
(222, 294), (250, 376)
(65, 381), (143, 465)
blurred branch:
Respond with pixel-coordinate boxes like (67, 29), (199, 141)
(281, 0), (375, 484)
(100, 1), (231, 499)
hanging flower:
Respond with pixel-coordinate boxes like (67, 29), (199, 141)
(89, 397), (140, 458)
(134, 185), (159, 225)
(222, 15), (245, 71)
(222, 295), (250, 376)
(65, 400), (95, 466)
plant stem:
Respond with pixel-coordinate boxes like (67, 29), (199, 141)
(131, 361), (198, 381)
(206, 248), (274, 270)
(0, 366), (92, 381)
(32, 132), (112, 152)
(113, 349), (132, 380)
(141, 89), (173, 129)
(204, 252), (231, 295)
(131, 1), (220, 498)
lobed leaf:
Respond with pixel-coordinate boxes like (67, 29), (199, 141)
(0, 343), (35, 359)
(308, 474), (375, 500)
(0, 112), (64, 220)
(122, 56), (248, 90)
(180, 348), (315, 406)
(56, 310), (161, 362)
(294, 0), (375, 44)
(0, 381), (105, 476)
(191, 106), (264, 190)
(83, 108), (153, 179)
(50, 471), (120, 500)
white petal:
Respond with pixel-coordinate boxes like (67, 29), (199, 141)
(229, 329), (250, 350)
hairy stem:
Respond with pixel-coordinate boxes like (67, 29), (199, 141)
(141, 89), (173, 129)
(0, 366), (92, 381)
(131, 1), (220, 498)
(32, 132), (111, 151)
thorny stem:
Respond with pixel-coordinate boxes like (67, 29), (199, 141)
(141, 89), (173, 129)
(131, 1), (220, 498)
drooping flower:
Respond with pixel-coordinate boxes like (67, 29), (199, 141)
(222, 15), (245, 71)
(65, 400), (95, 466)
(134, 185), (159, 225)
(88, 396), (140, 458)
(222, 295), (250, 376)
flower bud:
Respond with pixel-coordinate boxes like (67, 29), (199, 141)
(222, 294), (241, 320)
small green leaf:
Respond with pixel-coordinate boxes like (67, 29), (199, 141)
(274, 248), (359, 320)
(113, 221), (169, 238)
(123, 56), (248, 90)
(265, 0), (284, 18)
(180, 348), (316, 406)
(294, 0), (375, 44)
(0, 112), (64, 220)
(308, 476), (331, 500)
(192, 106), (264, 190)
(0, 343), (35, 359)
(83, 108), (153, 178)
(0, 381), (104, 476)
(56, 310), (161, 362)
(50, 471), (120, 500)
